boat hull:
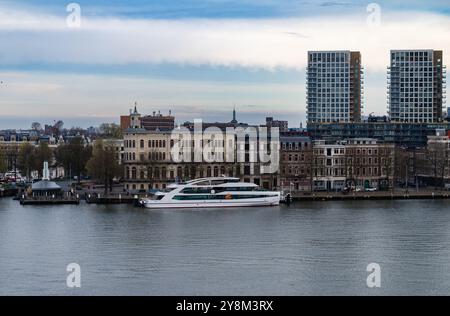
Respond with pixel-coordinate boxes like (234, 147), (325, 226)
(141, 197), (280, 209)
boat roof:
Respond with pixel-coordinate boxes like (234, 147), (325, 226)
(167, 177), (257, 188)
(186, 177), (240, 183)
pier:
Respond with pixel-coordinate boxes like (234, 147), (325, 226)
(18, 162), (80, 205)
(0, 187), (18, 198)
(20, 196), (80, 205)
(85, 193), (140, 205)
(289, 190), (450, 202)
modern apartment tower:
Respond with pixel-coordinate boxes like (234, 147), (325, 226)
(388, 50), (446, 123)
(307, 51), (364, 123)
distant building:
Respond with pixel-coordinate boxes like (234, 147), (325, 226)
(388, 50), (446, 123)
(307, 51), (364, 123)
(182, 109), (249, 131)
(120, 115), (131, 131)
(121, 104), (175, 131)
(307, 121), (450, 147)
(367, 115), (389, 123)
(141, 112), (175, 131)
(266, 117), (288, 132)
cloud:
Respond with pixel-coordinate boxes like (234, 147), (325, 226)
(0, 7), (449, 72)
(320, 2), (352, 7)
(0, 70), (305, 126)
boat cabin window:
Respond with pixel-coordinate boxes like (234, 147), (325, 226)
(181, 187), (212, 194)
(195, 181), (211, 186)
(210, 180), (226, 185)
(172, 194), (278, 201)
(212, 186), (256, 193)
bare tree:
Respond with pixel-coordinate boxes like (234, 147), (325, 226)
(426, 141), (448, 190)
(379, 144), (395, 192)
(305, 142), (316, 192)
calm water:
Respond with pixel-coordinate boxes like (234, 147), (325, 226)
(1, 197), (450, 295)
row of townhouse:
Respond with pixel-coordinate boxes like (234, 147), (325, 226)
(279, 137), (396, 192)
(122, 123), (395, 193)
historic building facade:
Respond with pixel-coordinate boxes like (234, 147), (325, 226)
(122, 109), (280, 192)
(311, 138), (395, 191)
(279, 134), (312, 192)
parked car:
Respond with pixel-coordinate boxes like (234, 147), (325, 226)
(365, 187), (377, 192)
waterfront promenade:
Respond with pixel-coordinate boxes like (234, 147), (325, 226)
(291, 189), (450, 202)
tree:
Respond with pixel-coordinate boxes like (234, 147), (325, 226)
(34, 142), (53, 177)
(31, 122), (42, 132)
(305, 142), (316, 192)
(17, 143), (36, 179)
(55, 137), (92, 182)
(86, 140), (122, 195)
(0, 149), (7, 174)
(5, 147), (19, 177)
(99, 123), (123, 139)
(344, 145), (356, 188)
(426, 141), (449, 190)
(379, 144), (395, 192)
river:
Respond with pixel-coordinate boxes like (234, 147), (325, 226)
(1, 198), (450, 295)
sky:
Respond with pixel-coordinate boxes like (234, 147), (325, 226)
(0, 0), (449, 129)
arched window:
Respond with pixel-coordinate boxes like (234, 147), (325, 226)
(131, 167), (137, 179)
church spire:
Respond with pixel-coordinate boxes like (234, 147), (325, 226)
(231, 106), (237, 124)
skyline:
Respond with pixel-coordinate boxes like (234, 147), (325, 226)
(1, 0), (449, 129)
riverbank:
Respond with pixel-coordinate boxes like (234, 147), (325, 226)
(290, 189), (450, 201)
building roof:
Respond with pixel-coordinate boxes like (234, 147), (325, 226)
(32, 180), (61, 191)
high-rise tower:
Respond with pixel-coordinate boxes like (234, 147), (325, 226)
(388, 50), (446, 123)
(307, 51), (364, 124)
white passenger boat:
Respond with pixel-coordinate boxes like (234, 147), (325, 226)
(140, 177), (281, 209)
